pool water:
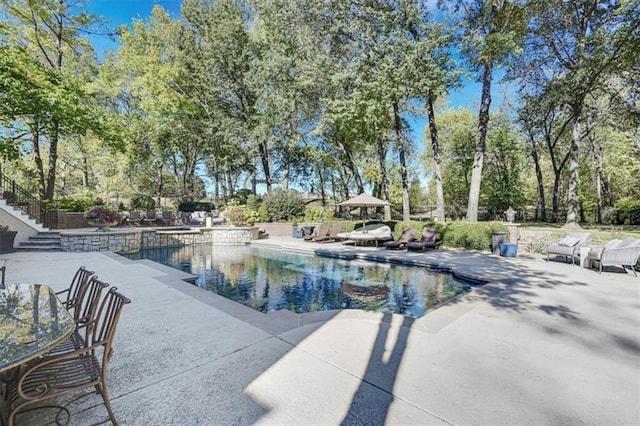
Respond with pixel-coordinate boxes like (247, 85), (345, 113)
(122, 245), (475, 318)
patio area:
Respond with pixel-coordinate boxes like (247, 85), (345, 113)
(1, 239), (638, 425)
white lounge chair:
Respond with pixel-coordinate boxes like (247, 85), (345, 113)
(338, 223), (392, 247)
(588, 237), (640, 276)
(547, 232), (591, 264)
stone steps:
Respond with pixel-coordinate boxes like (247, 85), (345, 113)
(17, 232), (61, 251)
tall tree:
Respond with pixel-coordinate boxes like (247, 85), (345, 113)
(521, 0), (640, 227)
(0, 0), (103, 200)
(447, 0), (527, 222)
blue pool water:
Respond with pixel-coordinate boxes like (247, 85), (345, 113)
(122, 245), (475, 318)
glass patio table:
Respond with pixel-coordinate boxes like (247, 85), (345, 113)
(0, 283), (75, 374)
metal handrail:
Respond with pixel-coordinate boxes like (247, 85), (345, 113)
(0, 171), (47, 227)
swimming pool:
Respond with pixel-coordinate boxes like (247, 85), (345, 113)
(122, 245), (477, 318)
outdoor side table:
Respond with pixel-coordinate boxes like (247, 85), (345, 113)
(579, 246), (591, 268)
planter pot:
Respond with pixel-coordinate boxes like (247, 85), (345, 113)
(88, 221), (119, 232)
(0, 231), (17, 253)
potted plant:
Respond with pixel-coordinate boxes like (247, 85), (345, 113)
(0, 225), (17, 253)
(84, 197), (122, 231)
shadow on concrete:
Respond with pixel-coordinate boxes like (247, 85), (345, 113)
(340, 314), (413, 426)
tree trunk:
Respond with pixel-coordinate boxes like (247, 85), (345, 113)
(31, 121), (46, 200)
(426, 93), (445, 222)
(258, 140), (271, 193)
(392, 100), (410, 221)
(565, 113), (582, 228)
(530, 135), (546, 222)
(467, 60), (493, 222)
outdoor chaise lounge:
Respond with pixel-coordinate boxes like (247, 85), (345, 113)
(546, 232), (591, 264)
(313, 224), (343, 243)
(304, 223), (329, 241)
(190, 211), (207, 225)
(587, 237), (640, 276)
(384, 228), (417, 250)
(407, 227), (442, 252)
(338, 223), (393, 247)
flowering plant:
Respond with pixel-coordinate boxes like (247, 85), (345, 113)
(84, 197), (121, 224)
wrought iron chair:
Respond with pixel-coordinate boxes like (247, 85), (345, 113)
(55, 266), (95, 314)
(7, 287), (131, 426)
(44, 276), (110, 357)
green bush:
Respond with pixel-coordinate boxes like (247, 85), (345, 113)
(57, 197), (94, 212)
(390, 221), (509, 250)
(303, 205), (334, 222)
(177, 201), (214, 212)
(262, 190), (305, 221)
(246, 194), (258, 211)
(224, 205), (259, 226)
(440, 221), (509, 251)
(131, 195), (156, 210)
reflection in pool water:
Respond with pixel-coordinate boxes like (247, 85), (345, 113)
(123, 245), (475, 318)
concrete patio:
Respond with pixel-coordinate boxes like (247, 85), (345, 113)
(1, 237), (639, 425)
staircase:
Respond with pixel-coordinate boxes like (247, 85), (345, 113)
(17, 232), (61, 251)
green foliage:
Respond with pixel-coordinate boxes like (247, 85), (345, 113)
(131, 195), (156, 210)
(262, 190), (305, 222)
(177, 201), (214, 212)
(246, 194), (258, 211)
(303, 205), (333, 222)
(223, 205), (259, 226)
(439, 221), (509, 251)
(58, 197), (95, 212)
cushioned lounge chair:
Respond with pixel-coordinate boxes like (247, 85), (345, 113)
(313, 224), (343, 243)
(547, 232), (591, 264)
(384, 228), (417, 250)
(407, 227), (441, 252)
(338, 224), (393, 247)
(304, 223), (329, 241)
(588, 237), (640, 276)
(126, 211), (141, 226)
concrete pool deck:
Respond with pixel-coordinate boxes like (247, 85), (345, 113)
(1, 238), (639, 425)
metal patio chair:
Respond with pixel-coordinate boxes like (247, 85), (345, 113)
(44, 276), (110, 357)
(7, 287), (131, 426)
(55, 266), (95, 314)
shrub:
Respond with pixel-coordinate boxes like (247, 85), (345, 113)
(57, 197), (94, 212)
(303, 205), (333, 222)
(131, 195), (156, 210)
(440, 221), (509, 251)
(177, 201), (214, 212)
(224, 205), (259, 226)
(246, 194), (258, 211)
(262, 190), (305, 221)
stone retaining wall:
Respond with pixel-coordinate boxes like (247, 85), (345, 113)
(60, 226), (259, 252)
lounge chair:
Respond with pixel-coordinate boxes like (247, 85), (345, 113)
(384, 228), (418, 250)
(588, 237), (640, 276)
(304, 223), (329, 241)
(547, 232), (591, 264)
(313, 224), (343, 243)
(160, 211), (177, 226)
(338, 223), (393, 247)
(143, 210), (159, 226)
(407, 227), (441, 252)
(190, 211), (207, 225)
(126, 211), (141, 226)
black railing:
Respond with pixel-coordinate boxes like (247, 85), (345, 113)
(0, 172), (48, 227)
